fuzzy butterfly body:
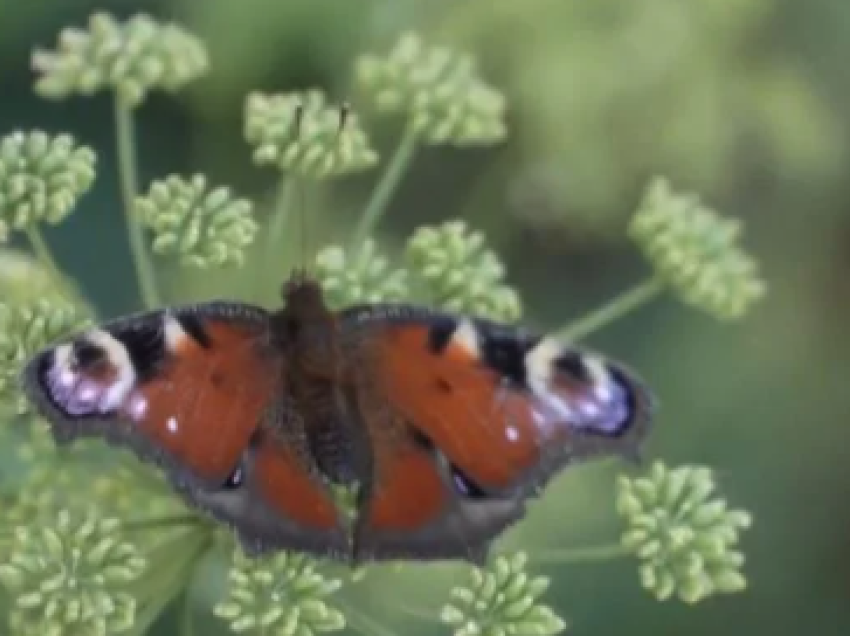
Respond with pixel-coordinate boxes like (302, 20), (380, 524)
(22, 272), (653, 562)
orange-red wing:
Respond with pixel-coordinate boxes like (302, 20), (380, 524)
(341, 308), (651, 560)
(364, 319), (650, 494)
(352, 428), (521, 562)
(25, 304), (275, 484)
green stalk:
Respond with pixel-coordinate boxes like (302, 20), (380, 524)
(122, 514), (206, 535)
(128, 528), (212, 636)
(557, 276), (666, 342)
(25, 225), (67, 293)
(526, 543), (630, 565)
(114, 97), (160, 309)
(340, 601), (400, 636)
(351, 127), (417, 247)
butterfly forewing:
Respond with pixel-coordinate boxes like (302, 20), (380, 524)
(23, 301), (348, 557)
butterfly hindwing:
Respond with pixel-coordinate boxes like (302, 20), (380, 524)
(341, 305), (653, 560)
(22, 302), (348, 557)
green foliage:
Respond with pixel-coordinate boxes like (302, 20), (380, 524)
(617, 462), (752, 603)
(245, 91), (378, 178)
(0, 10), (760, 636)
(356, 33), (506, 146)
(407, 221), (522, 321)
(0, 132), (95, 230)
(33, 13), (209, 106)
(441, 552), (566, 636)
(0, 510), (146, 636)
(214, 551), (345, 635)
(135, 175), (258, 268)
(630, 178), (765, 320)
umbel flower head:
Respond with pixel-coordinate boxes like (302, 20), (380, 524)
(356, 32), (506, 146)
(407, 220), (522, 322)
(441, 551), (566, 636)
(0, 509), (146, 636)
(245, 90), (378, 178)
(0, 131), (95, 229)
(214, 550), (345, 636)
(135, 174), (257, 268)
(314, 239), (408, 308)
(617, 462), (752, 604)
(630, 178), (765, 320)
(0, 298), (90, 414)
(33, 13), (208, 106)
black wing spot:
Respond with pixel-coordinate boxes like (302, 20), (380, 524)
(178, 313), (213, 349)
(435, 377), (453, 393)
(117, 321), (166, 380)
(480, 331), (538, 388)
(427, 317), (457, 354)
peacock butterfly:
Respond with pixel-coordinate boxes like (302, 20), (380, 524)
(21, 270), (653, 562)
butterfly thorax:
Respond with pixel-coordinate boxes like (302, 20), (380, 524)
(271, 274), (343, 380)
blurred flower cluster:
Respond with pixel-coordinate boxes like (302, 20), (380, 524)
(356, 33), (506, 146)
(33, 13), (208, 106)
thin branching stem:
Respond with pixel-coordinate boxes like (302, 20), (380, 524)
(340, 601), (401, 636)
(258, 176), (298, 296)
(526, 543), (630, 565)
(351, 127), (417, 247)
(558, 276), (666, 341)
(114, 97), (160, 309)
(122, 514), (206, 534)
(25, 225), (66, 292)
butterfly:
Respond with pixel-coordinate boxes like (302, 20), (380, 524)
(21, 270), (653, 563)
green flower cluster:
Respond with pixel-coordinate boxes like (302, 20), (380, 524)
(630, 178), (765, 320)
(33, 13), (208, 106)
(135, 175), (257, 268)
(314, 240), (408, 308)
(0, 298), (90, 414)
(214, 551), (345, 636)
(0, 131), (95, 229)
(245, 91), (377, 178)
(0, 509), (146, 636)
(407, 221), (522, 322)
(617, 462), (751, 603)
(356, 33), (506, 145)
(441, 552), (566, 636)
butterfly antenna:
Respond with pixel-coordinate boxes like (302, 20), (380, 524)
(290, 100), (309, 278)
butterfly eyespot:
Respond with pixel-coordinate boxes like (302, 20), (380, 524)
(450, 464), (488, 499)
(72, 340), (104, 368)
(223, 464), (244, 490)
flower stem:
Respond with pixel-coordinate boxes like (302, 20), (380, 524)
(526, 543), (630, 565)
(25, 225), (67, 293)
(130, 528), (212, 636)
(114, 97), (160, 309)
(557, 276), (666, 342)
(351, 127), (417, 247)
(341, 602), (400, 636)
(122, 514), (206, 534)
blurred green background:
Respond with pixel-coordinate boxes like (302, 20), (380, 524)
(2, 0), (850, 634)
